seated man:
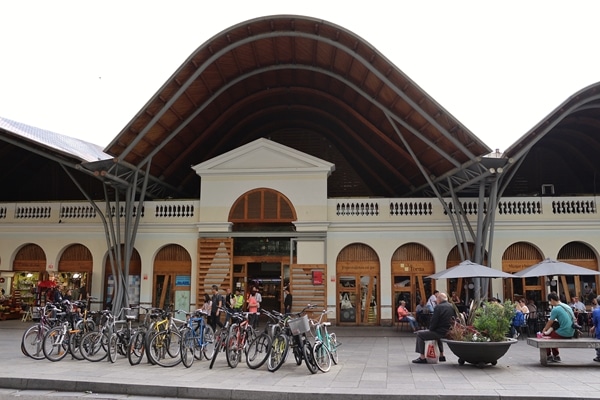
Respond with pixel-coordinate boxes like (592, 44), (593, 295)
(397, 300), (419, 331)
(412, 292), (454, 364)
(570, 296), (587, 326)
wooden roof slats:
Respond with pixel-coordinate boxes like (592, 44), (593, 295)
(105, 16), (490, 198)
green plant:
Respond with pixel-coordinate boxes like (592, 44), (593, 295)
(448, 300), (516, 342)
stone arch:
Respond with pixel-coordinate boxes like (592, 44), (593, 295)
(391, 243), (434, 313)
(336, 243), (380, 326)
(154, 244), (192, 310)
(558, 241), (599, 303)
(502, 242), (544, 304)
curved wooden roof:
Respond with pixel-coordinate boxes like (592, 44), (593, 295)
(503, 82), (600, 196)
(106, 15), (490, 199)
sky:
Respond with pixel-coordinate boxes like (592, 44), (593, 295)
(1, 1), (599, 153)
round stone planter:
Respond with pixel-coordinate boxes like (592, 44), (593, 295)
(442, 338), (518, 367)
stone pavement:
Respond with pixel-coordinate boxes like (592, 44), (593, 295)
(2, 319), (600, 400)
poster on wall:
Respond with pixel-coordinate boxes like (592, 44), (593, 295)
(175, 290), (190, 318)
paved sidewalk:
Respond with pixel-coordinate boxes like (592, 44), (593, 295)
(2, 319), (600, 399)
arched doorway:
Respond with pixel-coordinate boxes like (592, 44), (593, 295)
(391, 243), (434, 314)
(103, 246), (141, 309)
(153, 244), (192, 311)
(57, 244), (93, 302)
(558, 242), (598, 305)
(446, 243), (489, 304)
(502, 242), (543, 304)
(12, 244), (47, 309)
(336, 243), (379, 326)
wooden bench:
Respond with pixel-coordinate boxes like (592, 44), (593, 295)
(527, 337), (600, 366)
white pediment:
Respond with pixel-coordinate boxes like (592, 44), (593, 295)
(192, 138), (335, 176)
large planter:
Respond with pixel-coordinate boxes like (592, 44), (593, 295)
(442, 338), (517, 367)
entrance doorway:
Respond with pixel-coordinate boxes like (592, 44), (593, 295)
(247, 262), (283, 313)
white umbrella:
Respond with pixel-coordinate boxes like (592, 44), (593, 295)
(428, 260), (513, 280)
(513, 258), (600, 278)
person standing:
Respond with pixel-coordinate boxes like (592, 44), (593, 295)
(412, 292), (454, 364)
(591, 295), (600, 362)
(247, 291), (259, 329)
(232, 288), (244, 312)
(210, 285), (223, 331)
(426, 290), (439, 312)
(224, 287), (234, 324)
(284, 287), (293, 314)
(541, 292), (575, 362)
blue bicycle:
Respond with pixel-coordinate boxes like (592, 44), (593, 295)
(180, 309), (215, 368)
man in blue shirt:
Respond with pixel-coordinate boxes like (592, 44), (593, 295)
(591, 295), (600, 362)
(541, 292), (575, 362)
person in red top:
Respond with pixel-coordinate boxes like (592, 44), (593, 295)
(397, 300), (419, 331)
(247, 291), (259, 329)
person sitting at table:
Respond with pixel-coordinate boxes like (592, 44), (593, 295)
(397, 300), (419, 331)
(570, 296), (587, 326)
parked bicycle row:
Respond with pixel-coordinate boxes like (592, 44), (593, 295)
(20, 300), (340, 374)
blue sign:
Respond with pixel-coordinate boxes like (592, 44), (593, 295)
(175, 275), (191, 286)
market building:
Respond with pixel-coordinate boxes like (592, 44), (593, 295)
(1, 15), (600, 325)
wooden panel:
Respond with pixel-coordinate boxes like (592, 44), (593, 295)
(197, 238), (233, 308)
(290, 264), (326, 315)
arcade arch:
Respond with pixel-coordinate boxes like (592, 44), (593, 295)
(153, 244), (192, 310)
(391, 243), (435, 314)
(336, 243), (379, 326)
(446, 243), (489, 304)
(558, 241), (598, 305)
(502, 242), (543, 303)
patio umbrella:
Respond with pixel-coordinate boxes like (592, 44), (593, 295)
(428, 260), (513, 280)
(37, 280), (57, 289)
(513, 258), (600, 278)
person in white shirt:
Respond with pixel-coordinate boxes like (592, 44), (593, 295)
(570, 296), (586, 312)
(427, 290), (439, 311)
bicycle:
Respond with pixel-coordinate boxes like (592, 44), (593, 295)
(268, 305), (318, 373)
(21, 303), (63, 360)
(146, 307), (184, 367)
(41, 301), (81, 362)
(80, 309), (116, 362)
(245, 309), (278, 369)
(225, 311), (255, 368)
(208, 307), (233, 369)
(68, 299), (99, 360)
(309, 308), (338, 372)
(180, 309), (215, 368)
(108, 307), (139, 363)
(128, 305), (159, 366)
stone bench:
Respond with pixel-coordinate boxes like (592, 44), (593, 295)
(527, 337), (600, 366)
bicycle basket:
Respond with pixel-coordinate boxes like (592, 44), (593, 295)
(288, 314), (310, 335)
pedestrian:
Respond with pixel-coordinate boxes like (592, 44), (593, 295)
(284, 287), (293, 314)
(201, 293), (212, 315)
(591, 295), (600, 362)
(541, 292), (575, 363)
(247, 291), (259, 329)
(224, 287), (234, 323)
(232, 288), (244, 312)
(426, 290), (438, 312)
(412, 292), (453, 364)
(210, 285), (223, 331)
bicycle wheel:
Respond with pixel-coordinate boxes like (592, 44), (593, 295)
(303, 341), (318, 374)
(42, 327), (69, 362)
(68, 329), (85, 360)
(180, 327), (195, 368)
(22, 325), (48, 360)
(246, 332), (271, 369)
(202, 325), (215, 360)
(209, 330), (226, 369)
(313, 341), (332, 372)
(267, 333), (289, 372)
(147, 330), (182, 367)
(128, 330), (146, 366)
(292, 336), (303, 366)
(328, 332), (339, 364)
(226, 324), (241, 368)
(108, 333), (118, 363)
(80, 331), (109, 362)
